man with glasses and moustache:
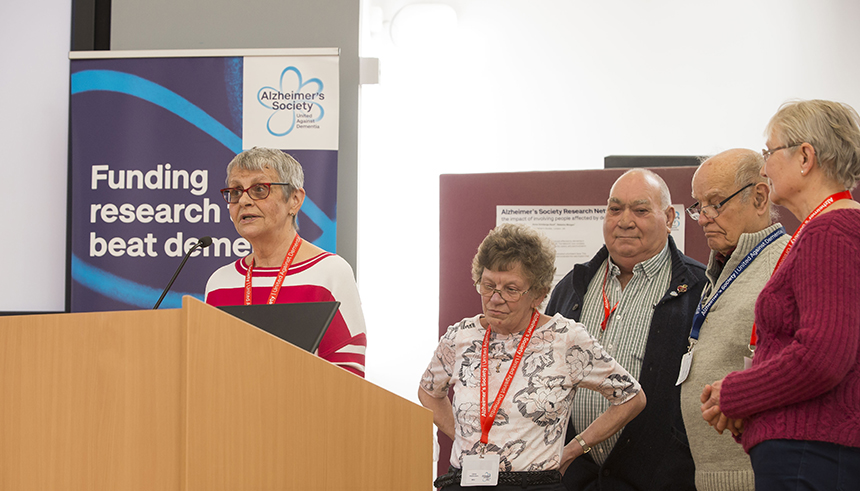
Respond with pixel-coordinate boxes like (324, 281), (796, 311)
(678, 149), (789, 490)
(546, 169), (706, 491)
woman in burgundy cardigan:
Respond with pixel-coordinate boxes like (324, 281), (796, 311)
(699, 99), (860, 490)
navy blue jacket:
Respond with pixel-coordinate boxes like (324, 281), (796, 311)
(546, 236), (706, 491)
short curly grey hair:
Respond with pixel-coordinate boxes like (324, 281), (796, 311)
(226, 147), (305, 228)
(471, 224), (556, 298)
(766, 99), (860, 190)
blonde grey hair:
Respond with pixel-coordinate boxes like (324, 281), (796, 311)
(766, 99), (860, 189)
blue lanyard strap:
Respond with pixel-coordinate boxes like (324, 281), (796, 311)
(689, 226), (785, 341)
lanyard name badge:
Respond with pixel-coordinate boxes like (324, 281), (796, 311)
(244, 234), (302, 305)
(675, 227), (786, 385)
(461, 309), (541, 487)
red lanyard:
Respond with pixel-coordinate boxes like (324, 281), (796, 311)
(601, 261), (619, 332)
(772, 190), (853, 271)
(750, 190), (853, 347)
(243, 234), (303, 305)
(479, 309), (540, 446)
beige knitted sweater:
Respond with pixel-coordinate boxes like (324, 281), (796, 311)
(679, 223), (789, 491)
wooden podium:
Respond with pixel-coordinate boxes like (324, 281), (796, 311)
(0, 297), (432, 490)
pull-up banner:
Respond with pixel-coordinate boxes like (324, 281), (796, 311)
(69, 48), (340, 312)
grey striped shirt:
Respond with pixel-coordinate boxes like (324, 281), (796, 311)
(571, 242), (671, 464)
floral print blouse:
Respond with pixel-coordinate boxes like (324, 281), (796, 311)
(420, 313), (640, 472)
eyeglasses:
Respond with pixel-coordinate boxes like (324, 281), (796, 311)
(762, 143), (801, 161)
(220, 182), (290, 203)
(686, 182), (754, 221)
(476, 282), (530, 302)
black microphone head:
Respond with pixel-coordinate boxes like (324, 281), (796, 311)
(199, 236), (213, 248)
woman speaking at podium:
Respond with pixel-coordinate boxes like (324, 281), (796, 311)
(204, 147), (367, 377)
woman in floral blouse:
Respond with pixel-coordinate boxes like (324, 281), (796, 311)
(419, 224), (646, 490)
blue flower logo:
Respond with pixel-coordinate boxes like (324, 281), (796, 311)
(257, 66), (325, 136)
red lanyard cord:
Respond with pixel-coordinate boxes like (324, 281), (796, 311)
(600, 261), (619, 332)
(479, 309), (541, 446)
(244, 234), (303, 305)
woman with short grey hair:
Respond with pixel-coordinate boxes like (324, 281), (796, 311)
(205, 147), (367, 376)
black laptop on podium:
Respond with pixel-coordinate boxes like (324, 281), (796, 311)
(217, 301), (340, 353)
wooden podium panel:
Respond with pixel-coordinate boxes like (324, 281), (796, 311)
(0, 308), (183, 490)
(183, 298), (432, 490)
(0, 298), (432, 490)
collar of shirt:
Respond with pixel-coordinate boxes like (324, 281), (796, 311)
(705, 223), (786, 294)
(715, 248), (733, 266)
(607, 242), (671, 281)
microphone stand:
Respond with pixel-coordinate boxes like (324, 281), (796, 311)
(153, 236), (213, 309)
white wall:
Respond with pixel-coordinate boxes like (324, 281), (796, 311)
(0, 0), (71, 311)
(358, 0), (860, 401)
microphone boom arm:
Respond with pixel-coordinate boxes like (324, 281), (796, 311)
(152, 236), (213, 309)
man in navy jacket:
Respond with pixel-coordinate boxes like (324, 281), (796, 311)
(547, 169), (705, 491)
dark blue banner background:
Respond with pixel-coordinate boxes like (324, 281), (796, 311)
(70, 56), (338, 312)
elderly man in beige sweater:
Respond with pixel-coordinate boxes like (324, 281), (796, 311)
(678, 148), (790, 491)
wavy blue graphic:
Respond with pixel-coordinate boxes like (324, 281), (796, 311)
(300, 198), (336, 252)
(71, 254), (202, 308)
(71, 68), (337, 309)
(72, 70), (243, 154)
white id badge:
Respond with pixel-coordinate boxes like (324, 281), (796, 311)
(460, 454), (500, 486)
(743, 356), (753, 370)
(675, 350), (693, 386)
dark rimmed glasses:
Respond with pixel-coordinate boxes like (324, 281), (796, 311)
(686, 182), (754, 221)
(220, 182), (290, 204)
(762, 143), (801, 161)
(476, 282), (530, 302)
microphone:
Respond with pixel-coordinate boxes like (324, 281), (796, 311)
(152, 236), (213, 309)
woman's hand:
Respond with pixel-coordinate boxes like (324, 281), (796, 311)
(700, 379), (722, 425)
(700, 378), (743, 436)
(725, 417), (744, 437)
(561, 389), (646, 474)
(418, 388), (456, 441)
(558, 442), (580, 475)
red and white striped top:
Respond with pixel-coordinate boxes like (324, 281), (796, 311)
(205, 252), (367, 377)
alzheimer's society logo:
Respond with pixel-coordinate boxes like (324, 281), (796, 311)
(257, 66), (326, 137)
(243, 55), (338, 150)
